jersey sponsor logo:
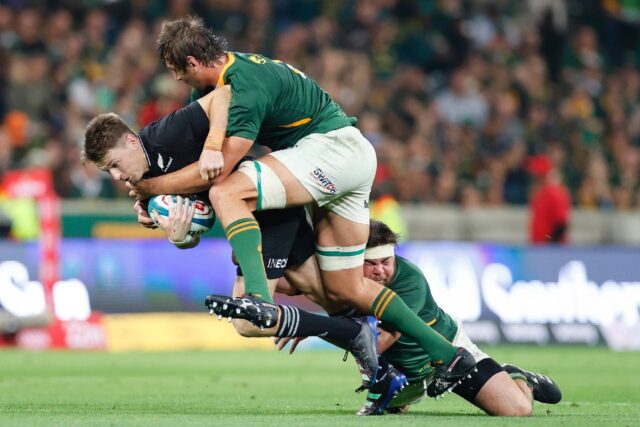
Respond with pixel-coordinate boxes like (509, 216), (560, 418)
(266, 258), (288, 269)
(157, 153), (173, 173)
(311, 168), (337, 194)
(248, 55), (266, 64)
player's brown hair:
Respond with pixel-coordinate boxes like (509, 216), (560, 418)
(83, 113), (134, 167)
(367, 220), (400, 248)
(157, 16), (227, 71)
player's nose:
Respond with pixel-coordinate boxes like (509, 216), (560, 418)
(109, 169), (124, 181)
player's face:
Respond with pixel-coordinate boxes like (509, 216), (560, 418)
(363, 256), (395, 287)
(103, 134), (148, 184)
(166, 57), (209, 91)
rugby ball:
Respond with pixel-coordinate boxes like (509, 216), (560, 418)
(147, 194), (216, 235)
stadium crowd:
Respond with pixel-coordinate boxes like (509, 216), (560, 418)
(0, 0), (639, 210)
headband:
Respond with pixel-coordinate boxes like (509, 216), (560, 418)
(364, 244), (395, 260)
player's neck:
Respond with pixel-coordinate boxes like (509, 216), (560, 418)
(209, 52), (230, 87)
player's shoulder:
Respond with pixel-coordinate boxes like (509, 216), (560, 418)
(389, 256), (428, 291)
(227, 52), (275, 72)
(222, 52), (271, 86)
(232, 52), (275, 63)
(394, 256), (424, 279)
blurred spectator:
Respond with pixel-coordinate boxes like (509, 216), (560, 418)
(527, 155), (571, 244)
(0, 0), (635, 211)
(370, 193), (408, 241)
(435, 68), (488, 128)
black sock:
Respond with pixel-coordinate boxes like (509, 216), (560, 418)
(277, 305), (361, 343)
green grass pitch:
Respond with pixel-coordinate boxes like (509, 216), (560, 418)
(1, 345), (638, 426)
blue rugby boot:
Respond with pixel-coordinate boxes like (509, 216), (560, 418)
(357, 361), (409, 416)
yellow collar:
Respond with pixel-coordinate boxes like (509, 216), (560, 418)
(217, 52), (236, 87)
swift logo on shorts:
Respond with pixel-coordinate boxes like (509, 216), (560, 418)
(311, 168), (337, 194)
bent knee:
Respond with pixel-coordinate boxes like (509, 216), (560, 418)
(208, 185), (227, 208)
(231, 319), (262, 337)
(495, 401), (532, 417)
(325, 288), (357, 306)
(517, 400), (533, 417)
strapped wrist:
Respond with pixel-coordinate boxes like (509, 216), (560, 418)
(203, 127), (226, 151)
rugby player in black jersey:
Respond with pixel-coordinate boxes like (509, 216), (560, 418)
(83, 91), (382, 393)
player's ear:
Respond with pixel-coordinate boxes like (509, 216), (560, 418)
(126, 133), (139, 148)
(186, 55), (199, 69)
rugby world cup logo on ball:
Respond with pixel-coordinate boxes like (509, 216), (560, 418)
(147, 195), (216, 235)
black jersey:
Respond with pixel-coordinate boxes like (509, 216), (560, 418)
(138, 102), (210, 178)
(136, 101), (314, 279)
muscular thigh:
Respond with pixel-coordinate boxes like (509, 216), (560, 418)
(265, 127), (376, 224)
(313, 207), (369, 247)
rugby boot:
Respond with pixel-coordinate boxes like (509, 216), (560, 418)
(347, 316), (380, 390)
(502, 364), (562, 404)
(427, 347), (477, 397)
(357, 362), (409, 416)
(205, 294), (279, 329)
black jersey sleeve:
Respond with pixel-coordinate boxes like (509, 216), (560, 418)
(139, 102), (209, 153)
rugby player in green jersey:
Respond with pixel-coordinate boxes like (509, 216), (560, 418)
(130, 16), (476, 393)
(275, 220), (562, 416)
(354, 221), (562, 415)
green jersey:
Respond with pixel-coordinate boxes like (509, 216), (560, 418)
(382, 256), (459, 382)
(217, 52), (356, 151)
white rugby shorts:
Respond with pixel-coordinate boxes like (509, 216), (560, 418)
(269, 126), (377, 224)
(452, 319), (490, 363)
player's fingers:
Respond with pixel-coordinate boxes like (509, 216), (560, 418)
(183, 197), (192, 220)
(187, 199), (196, 220)
(275, 336), (290, 351)
(133, 202), (145, 216)
(176, 196), (184, 215)
(289, 337), (304, 354)
(150, 212), (165, 229)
